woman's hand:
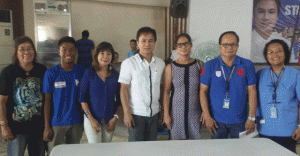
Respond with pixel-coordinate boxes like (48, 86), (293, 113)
(1, 125), (15, 141)
(43, 126), (53, 142)
(89, 117), (100, 132)
(163, 114), (172, 130)
(107, 117), (118, 133)
(292, 128), (300, 141)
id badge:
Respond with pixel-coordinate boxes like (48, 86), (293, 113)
(270, 106), (277, 118)
(223, 98), (230, 109)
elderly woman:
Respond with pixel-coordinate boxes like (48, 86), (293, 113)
(256, 39), (300, 153)
(163, 33), (203, 140)
(79, 42), (121, 143)
(0, 36), (47, 155)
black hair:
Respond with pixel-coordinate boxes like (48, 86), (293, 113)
(93, 42), (115, 71)
(58, 36), (76, 47)
(263, 39), (290, 65)
(219, 31), (239, 44)
(13, 36), (37, 65)
(130, 39), (136, 43)
(82, 30), (89, 38)
(136, 27), (157, 42)
(253, 0), (281, 15)
(175, 33), (192, 44)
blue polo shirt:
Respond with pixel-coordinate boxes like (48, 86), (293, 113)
(43, 64), (85, 126)
(256, 66), (300, 137)
(127, 49), (138, 58)
(200, 55), (256, 124)
(79, 68), (121, 124)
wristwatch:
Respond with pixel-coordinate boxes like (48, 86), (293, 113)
(248, 116), (256, 122)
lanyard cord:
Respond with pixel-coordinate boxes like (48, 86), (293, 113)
(221, 65), (236, 98)
(270, 66), (285, 106)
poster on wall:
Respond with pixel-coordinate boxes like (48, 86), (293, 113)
(251, 0), (300, 63)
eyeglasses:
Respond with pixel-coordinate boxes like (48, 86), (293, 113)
(176, 42), (191, 48)
(267, 51), (284, 55)
(18, 48), (34, 52)
(220, 43), (238, 48)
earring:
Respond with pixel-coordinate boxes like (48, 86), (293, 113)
(109, 63), (113, 70)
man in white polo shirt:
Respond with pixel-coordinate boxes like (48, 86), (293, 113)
(119, 27), (165, 141)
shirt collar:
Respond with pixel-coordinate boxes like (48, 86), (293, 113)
(138, 53), (156, 63)
(218, 55), (241, 67)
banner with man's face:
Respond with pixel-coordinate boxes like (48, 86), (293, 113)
(251, 0), (300, 63)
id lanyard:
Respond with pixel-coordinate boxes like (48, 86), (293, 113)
(221, 65), (236, 98)
(269, 66), (285, 107)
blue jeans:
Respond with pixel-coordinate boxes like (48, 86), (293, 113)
(211, 122), (245, 139)
(7, 134), (45, 156)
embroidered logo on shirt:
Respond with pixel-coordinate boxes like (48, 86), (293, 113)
(200, 67), (205, 76)
(215, 71), (221, 77)
(236, 68), (245, 77)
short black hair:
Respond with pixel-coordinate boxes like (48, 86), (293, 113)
(175, 33), (192, 44)
(254, 0), (281, 15)
(82, 30), (89, 38)
(58, 36), (76, 47)
(263, 39), (290, 65)
(219, 31), (239, 44)
(130, 39), (136, 43)
(136, 27), (157, 42)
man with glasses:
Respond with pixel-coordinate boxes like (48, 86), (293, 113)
(200, 31), (257, 139)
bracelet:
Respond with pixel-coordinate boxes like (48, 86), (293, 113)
(114, 114), (119, 119)
(85, 111), (91, 116)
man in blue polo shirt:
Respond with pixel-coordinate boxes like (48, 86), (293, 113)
(43, 36), (85, 154)
(76, 30), (95, 69)
(127, 39), (138, 58)
(200, 31), (257, 139)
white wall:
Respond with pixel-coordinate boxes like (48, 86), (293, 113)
(187, 0), (253, 60)
(71, 0), (166, 61)
(23, 0), (166, 61)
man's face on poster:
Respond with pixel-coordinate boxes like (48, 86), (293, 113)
(253, 0), (278, 38)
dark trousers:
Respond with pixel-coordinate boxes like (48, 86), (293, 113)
(211, 122), (245, 139)
(128, 113), (159, 142)
(260, 134), (297, 153)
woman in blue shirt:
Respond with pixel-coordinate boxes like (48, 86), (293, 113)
(256, 39), (300, 153)
(79, 42), (121, 143)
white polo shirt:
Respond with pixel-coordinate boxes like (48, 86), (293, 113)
(118, 54), (165, 117)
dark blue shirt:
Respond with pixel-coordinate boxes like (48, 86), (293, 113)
(76, 39), (95, 68)
(79, 68), (121, 124)
(200, 55), (256, 124)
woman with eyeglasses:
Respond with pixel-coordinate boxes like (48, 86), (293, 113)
(256, 39), (300, 153)
(79, 42), (121, 143)
(0, 36), (47, 156)
(162, 33), (203, 140)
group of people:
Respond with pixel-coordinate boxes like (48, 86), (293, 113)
(0, 25), (300, 156)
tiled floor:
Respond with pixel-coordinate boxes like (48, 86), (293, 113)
(1, 117), (300, 156)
